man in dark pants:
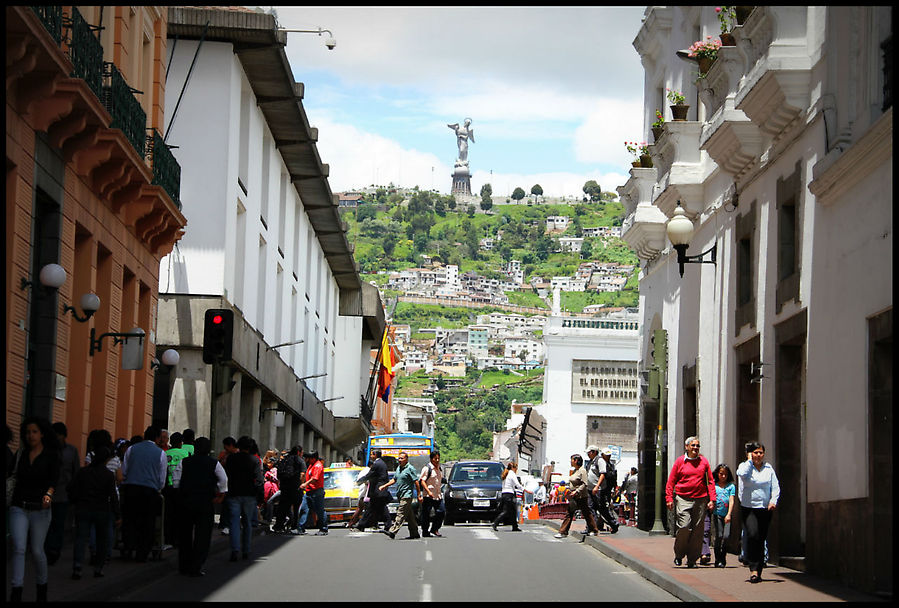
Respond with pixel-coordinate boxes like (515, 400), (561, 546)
(120, 426), (167, 562)
(45, 422), (80, 565)
(173, 437), (227, 577)
(591, 448), (620, 534)
(354, 449), (391, 532)
(417, 450), (445, 537)
(584, 445), (603, 532)
(272, 445), (304, 533)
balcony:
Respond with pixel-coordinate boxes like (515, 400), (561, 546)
(734, 7), (812, 146)
(64, 6), (103, 100)
(103, 62), (146, 159)
(618, 166), (669, 261)
(650, 121), (707, 218)
(7, 6), (186, 257)
(147, 129), (182, 210)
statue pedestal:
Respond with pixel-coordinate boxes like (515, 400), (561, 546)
(451, 165), (471, 196)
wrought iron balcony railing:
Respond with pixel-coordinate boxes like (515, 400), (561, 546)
(103, 62), (146, 158)
(63, 6), (104, 100)
(30, 6), (63, 44)
(146, 129), (182, 210)
(360, 394), (374, 424)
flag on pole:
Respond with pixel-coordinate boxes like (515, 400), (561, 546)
(377, 327), (396, 402)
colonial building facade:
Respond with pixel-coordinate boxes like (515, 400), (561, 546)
(621, 6), (891, 594)
(7, 6), (185, 454)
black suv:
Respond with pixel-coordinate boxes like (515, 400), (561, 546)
(443, 460), (505, 525)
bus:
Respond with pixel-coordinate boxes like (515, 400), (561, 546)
(364, 433), (435, 473)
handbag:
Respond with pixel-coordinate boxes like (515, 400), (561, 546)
(6, 449), (23, 507)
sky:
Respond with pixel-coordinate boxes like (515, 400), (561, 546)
(268, 6), (648, 199)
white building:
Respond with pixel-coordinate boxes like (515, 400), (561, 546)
(557, 236), (584, 253)
(504, 336), (545, 363)
(536, 294), (641, 475)
(550, 276), (587, 292)
(156, 7), (384, 463)
(545, 215), (570, 232)
(621, 6), (891, 593)
(393, 397), (436, 438)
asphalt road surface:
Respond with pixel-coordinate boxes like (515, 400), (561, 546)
(111, 523), (679, 602)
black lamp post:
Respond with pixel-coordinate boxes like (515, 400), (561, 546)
(666, 202), (717, 277)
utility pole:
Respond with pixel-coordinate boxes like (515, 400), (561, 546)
(649, 329), (668, 535)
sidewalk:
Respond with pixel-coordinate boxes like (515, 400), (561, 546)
(537, 519), (885, 602)
(5, 517), (234, 602)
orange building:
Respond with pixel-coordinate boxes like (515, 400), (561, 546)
(6, 7), (186, 455)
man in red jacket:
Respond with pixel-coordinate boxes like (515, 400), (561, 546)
(665, 436), (716, 568)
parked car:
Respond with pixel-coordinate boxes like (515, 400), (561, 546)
(443, 460), (505, 525)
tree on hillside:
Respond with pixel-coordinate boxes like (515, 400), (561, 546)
(583, 180), (603, 202)
(447, 196), (457, 210)
(601, 191), (618, 202)
(511, 187), (526, 204)
(480, 183), (493, 211)
(434, 198), (446, 216)
(467, 205), (476, 217)
(580, 239), (593, 260)
(356, 203), (377, 222)
(383, 233), (398, 257)
(530, 184), (543, 202)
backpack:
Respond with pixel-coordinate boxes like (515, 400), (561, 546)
(604, 462), (617, 489)
(277, 454), (298, 479)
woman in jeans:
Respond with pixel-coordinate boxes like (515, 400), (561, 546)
(555, 454), (600, 538)
(711, 463), (736, 567)
(736, 442), (780, 583)
(492, 461), (523, 532)
(8, 416), (60, 602)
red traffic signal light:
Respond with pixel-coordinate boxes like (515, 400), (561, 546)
(203, 309), (234, 364)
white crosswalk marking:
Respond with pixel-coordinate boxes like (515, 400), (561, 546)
(471, 528), (499, 540)
(421, 584), (432, 602)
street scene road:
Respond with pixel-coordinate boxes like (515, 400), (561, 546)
(109, 524), (678, 602)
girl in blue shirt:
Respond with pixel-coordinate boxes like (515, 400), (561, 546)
(711, 464), (735, 568)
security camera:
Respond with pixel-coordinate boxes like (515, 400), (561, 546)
(325, 37), (337, 50)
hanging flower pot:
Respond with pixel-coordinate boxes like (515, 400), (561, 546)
(652, 126), (664, 141)
(631, 161), (642, 168)
(698, 56), (715, 74)
(639, 154), (653, 168)
(671, 104), (689, 121)
(720, 32), (736, 46)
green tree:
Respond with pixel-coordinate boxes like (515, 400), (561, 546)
(583, 180), (603, 202)
(434, 198), (446, 216)
(356, 203), (377, 222)
(466, 205), (476, 218)
(447, 196), (457, 210)
(580, 239), (593, 260)
(530, 183), (543, 202)
(383, 233), (398, 257)
(511, 187), (526, 204)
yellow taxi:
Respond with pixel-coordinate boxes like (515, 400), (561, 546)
(322, 463), (364, 525)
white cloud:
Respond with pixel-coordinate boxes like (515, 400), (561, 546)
(574, 98), (646, 167)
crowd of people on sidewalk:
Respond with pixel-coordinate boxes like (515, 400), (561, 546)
(4, 416), (344, 601)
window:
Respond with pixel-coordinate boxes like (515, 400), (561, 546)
(776, 164), (801, 312)
(735, 201), (756, 332)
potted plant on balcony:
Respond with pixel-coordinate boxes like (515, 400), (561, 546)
(625, 141), (642, 168)
(716, 6), (737, 46)
(688, 37), (722, 75)
(667, 88), (689, 121)
(651, 110), (665, 141)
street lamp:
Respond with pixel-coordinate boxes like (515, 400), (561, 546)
(666, 202), (717, 277)
(278, 27), (336, 50)
(20, 263), (67, 292)
(62, 292), (101, 323)
(151, 349), (180, 370)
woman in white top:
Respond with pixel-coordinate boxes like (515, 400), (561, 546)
(492, 462), (523, 532)
(736, 441), (780, 583)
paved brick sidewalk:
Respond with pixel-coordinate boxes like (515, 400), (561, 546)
(537, 519), (885, 602)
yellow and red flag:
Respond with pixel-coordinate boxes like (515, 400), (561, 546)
(377, 327), (397, 402)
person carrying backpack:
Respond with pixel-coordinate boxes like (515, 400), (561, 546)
(272, 446), (304, 533)
(590, 448), (619, 533)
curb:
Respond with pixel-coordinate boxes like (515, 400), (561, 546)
(536, 519), (711, 603)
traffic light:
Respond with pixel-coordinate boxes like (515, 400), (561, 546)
(203, 309), (234, 364)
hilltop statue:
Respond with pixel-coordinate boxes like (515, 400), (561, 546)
(447, 118), (475, 167)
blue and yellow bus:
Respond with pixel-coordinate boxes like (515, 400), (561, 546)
(365, 433), (434, 473)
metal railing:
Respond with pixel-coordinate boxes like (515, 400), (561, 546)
(103, 62), (146, 158)
(30, 6), (63, 44)
(64, 6), (104, 100)
(360, 394), (374, 424)
(146, 129), (182, 209)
